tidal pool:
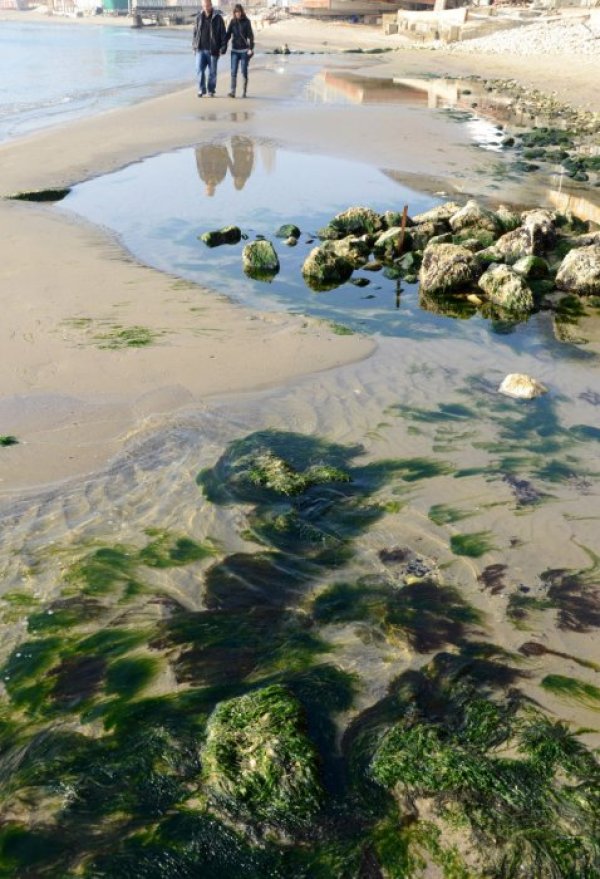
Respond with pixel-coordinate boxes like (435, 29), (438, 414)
(62, 140), (597, 354)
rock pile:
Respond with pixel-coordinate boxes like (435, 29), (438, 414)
(442, 18), (600, 57)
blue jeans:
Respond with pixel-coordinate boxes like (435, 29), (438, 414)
(230, 49), (249, 83)
(195, 50), (219, 95)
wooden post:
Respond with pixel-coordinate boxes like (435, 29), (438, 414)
(398, 204), (408, 254)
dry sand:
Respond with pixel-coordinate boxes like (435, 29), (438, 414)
(1, 10), (599, 491)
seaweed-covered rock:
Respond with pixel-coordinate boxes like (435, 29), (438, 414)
(494, 227), (536, 262)
(412, 202), (462, 225)
(449, 199), (503, 236)
(241, 450), (351, 496)
(302, 241), (354, 289)
(382, 209), (413, 229)
(242, 240), (280, 280)
(373, 226), (409, 261)
(275, 223), (301, 239)
(556, 245), (600, 296)
(409, 221), (447, 252)
(478, 264), (534, 313)
(330, 235), (371, 269)
(318, 206), (384, 240)
(419, 243), (479, 296)
(202, 685), (322, 831)
(512, 255), (550, 280)
(495, 204), (521, 233)
(200, 225), (242, 247)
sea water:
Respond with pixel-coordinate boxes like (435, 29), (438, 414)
(0, 19), (190, 142)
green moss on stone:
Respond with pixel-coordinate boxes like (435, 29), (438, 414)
(202, 684), (322, 831)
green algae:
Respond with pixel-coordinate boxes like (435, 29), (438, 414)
(94, 324), (162, 349)
(202, 684), (322, 833)
(0, 436), (18, 447)
(450, 531), (496, 557)
(106, 656), (159, 699)
(313, 577), (481, 653)
(365, 663), (600, 879)
(428, 504), (475, 526)
(9, 187), (71, 202)
(541, 674), (600, 710)
(139, 529), (216, 567)
(1, 424), (598, 877)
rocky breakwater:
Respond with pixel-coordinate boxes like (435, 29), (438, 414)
(298, 199), (600, 324)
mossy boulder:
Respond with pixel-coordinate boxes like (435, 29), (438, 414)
(302, 241), (354, 290)
(478, 263), (534, 313)
(202, 685), (322, 831)
(242, 240), (280, 280)
(449, 199), (503, 236)
(200, 225), (242, 247)
(494, 227), (536, 262)
(382, 209), (413, 229)
(275, 223), (301, 239)
(409, 220), (447, 252)
(495, 204), (521, 233)
(318, 206), (384, 240)
(330, 235), (371, 268)
(556, 245), (600, 296)
(419, 243), (479, 296)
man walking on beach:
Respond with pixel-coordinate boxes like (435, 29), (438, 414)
(192, 0), (227, 98)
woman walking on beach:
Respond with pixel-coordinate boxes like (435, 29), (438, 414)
(225, 4), (254, 99)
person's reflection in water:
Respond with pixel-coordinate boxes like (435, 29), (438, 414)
(195, 143), (230, 197)
(230, 135), (254, 191)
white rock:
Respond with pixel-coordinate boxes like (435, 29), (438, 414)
(498, 373), (548, 400)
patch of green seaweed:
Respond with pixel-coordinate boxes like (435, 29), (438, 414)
(541, 674), (600, 710)
(450, 531), (496, 557)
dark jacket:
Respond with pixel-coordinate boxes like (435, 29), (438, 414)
(192, 9), (226, 57)
(226, 17), (254, 52)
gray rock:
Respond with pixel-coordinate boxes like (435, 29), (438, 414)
(478, 263), (534, 312)
(419, 243), (479, 296)
(521, 209), (556, 252)
(449, 199), (503, 235)
(555, 245), (600, 295)
(412, 201), (462, 225)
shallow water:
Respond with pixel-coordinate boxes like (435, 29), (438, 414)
(0, 21), (190, 142)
